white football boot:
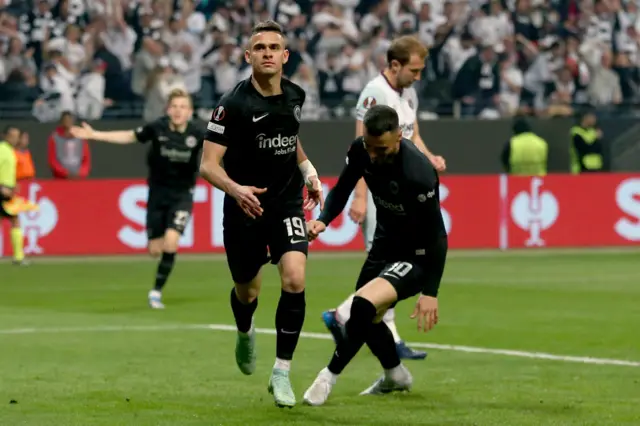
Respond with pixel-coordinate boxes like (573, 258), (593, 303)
(148, 290), (165, 309)
(303, 367), (337, 406)
(360, 364), (413, 395)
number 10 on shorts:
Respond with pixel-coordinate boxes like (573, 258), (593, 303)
(284, 217), (306, 243)
(384, 261), (413, 278)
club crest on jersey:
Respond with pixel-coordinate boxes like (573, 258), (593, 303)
(390, 181), (399, 194)
(185, 135), (197, 148)
(213, 106), (225, 121)
(362, 96), (377, 109)
(294, 105), (301, 122)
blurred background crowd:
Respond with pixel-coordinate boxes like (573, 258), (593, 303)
(0, 0), (639, 122)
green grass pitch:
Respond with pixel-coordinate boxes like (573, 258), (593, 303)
(1, 249), (639, 425)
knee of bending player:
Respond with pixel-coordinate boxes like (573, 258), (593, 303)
(345, 296), (378, 336)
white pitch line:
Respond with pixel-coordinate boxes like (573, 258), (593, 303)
(1, 323), (638, 368)
(4, 246), (640, 264)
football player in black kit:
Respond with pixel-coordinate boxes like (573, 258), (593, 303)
(199, 20), (323, 408)
(69, 89), (205, 310)
(302, 105), (448, 406)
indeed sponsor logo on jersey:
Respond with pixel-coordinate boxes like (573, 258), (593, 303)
(160, 146), (191, 162)
(256, 133), (297, 155)
(372, 194), (405, 214)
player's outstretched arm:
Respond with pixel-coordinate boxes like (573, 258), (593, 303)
(316, 151), (363, 227)
(349, 120), (369, 223)
(296, 139), (323, 211)
(69, 122), (136, 144)
(200, 141), (265, 219)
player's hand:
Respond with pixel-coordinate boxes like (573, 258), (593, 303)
(304, 175), (324, 211)
(429, 155), (446, 173)
(348, 196), (367, 224)
(410, 295), (438, 332)
(306, 219), (326, 241)
(69, 122), (94, 140)
(230, 185), (267, 219)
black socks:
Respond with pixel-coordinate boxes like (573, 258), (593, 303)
(275, 290), (306, 360)
(230, 287), (258, 333)
(154, 252), (176, 291)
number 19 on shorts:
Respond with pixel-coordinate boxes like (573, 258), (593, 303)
(284, 217), (307, 244)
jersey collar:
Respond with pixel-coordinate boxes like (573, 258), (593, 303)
(381, 71), (403, 95)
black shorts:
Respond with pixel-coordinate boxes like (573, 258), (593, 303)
(146, 187), (194, 240)
(355, 236), (448, 307)
(223, 209), (308, 284)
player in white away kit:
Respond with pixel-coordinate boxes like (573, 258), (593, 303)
(321, 36), (446, 360)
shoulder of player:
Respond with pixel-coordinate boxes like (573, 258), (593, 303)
(404, 86), (418, 99)
(0, 142), (12, 157)
(218, 79), (251, 108)
(358, 78), (388, 105)
(402, 139), (434, 183)
(148, 116), (170, 131)
(188, 120), (207, 138)
(347, 137), (366, 158)
(282, 78), (306, 101)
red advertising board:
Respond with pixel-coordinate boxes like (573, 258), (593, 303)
(1, 174), (639, 256)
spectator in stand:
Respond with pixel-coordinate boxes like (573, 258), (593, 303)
(453, 44), (501, 117)
(291, 62), (322, 119)
(587, 48), (622, 109)
(47, 111), (91, 179)
(318, 51), (346, 115)
(76, 58), (112, 120)
(143, 56), (187, 122)
(2, 0), (640, 120)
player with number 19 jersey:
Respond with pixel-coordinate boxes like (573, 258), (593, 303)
(206, 78), (305, 229)
(205, 77), (308, 282)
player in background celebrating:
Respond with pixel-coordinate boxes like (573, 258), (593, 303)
(70, 89), (205, 309)
(322, 36), (446, 360)
(304, 105), (448, 406)
(199, 21), (323, 408)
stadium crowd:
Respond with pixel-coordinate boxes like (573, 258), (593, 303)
(0, 0), (638, 121)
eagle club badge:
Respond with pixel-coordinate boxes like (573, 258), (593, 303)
(185, 135), (197, 148)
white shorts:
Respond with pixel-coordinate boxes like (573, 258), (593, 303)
(362, 189), (377, 252)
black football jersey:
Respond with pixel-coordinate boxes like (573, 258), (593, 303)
(204, 77), (306, 216)
(320, 137), (447, 255)
(134, 116), (206, 190)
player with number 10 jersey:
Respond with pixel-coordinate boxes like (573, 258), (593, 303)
(321, 36), (447, 361)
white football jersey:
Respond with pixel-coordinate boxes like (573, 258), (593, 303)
(355, 74), (418, 139)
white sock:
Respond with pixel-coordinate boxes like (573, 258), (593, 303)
(335, 294), (355, 324)
(274, 358), (291, 371)
(383, 308), (402, 343)
(149, 289), (162, 298)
